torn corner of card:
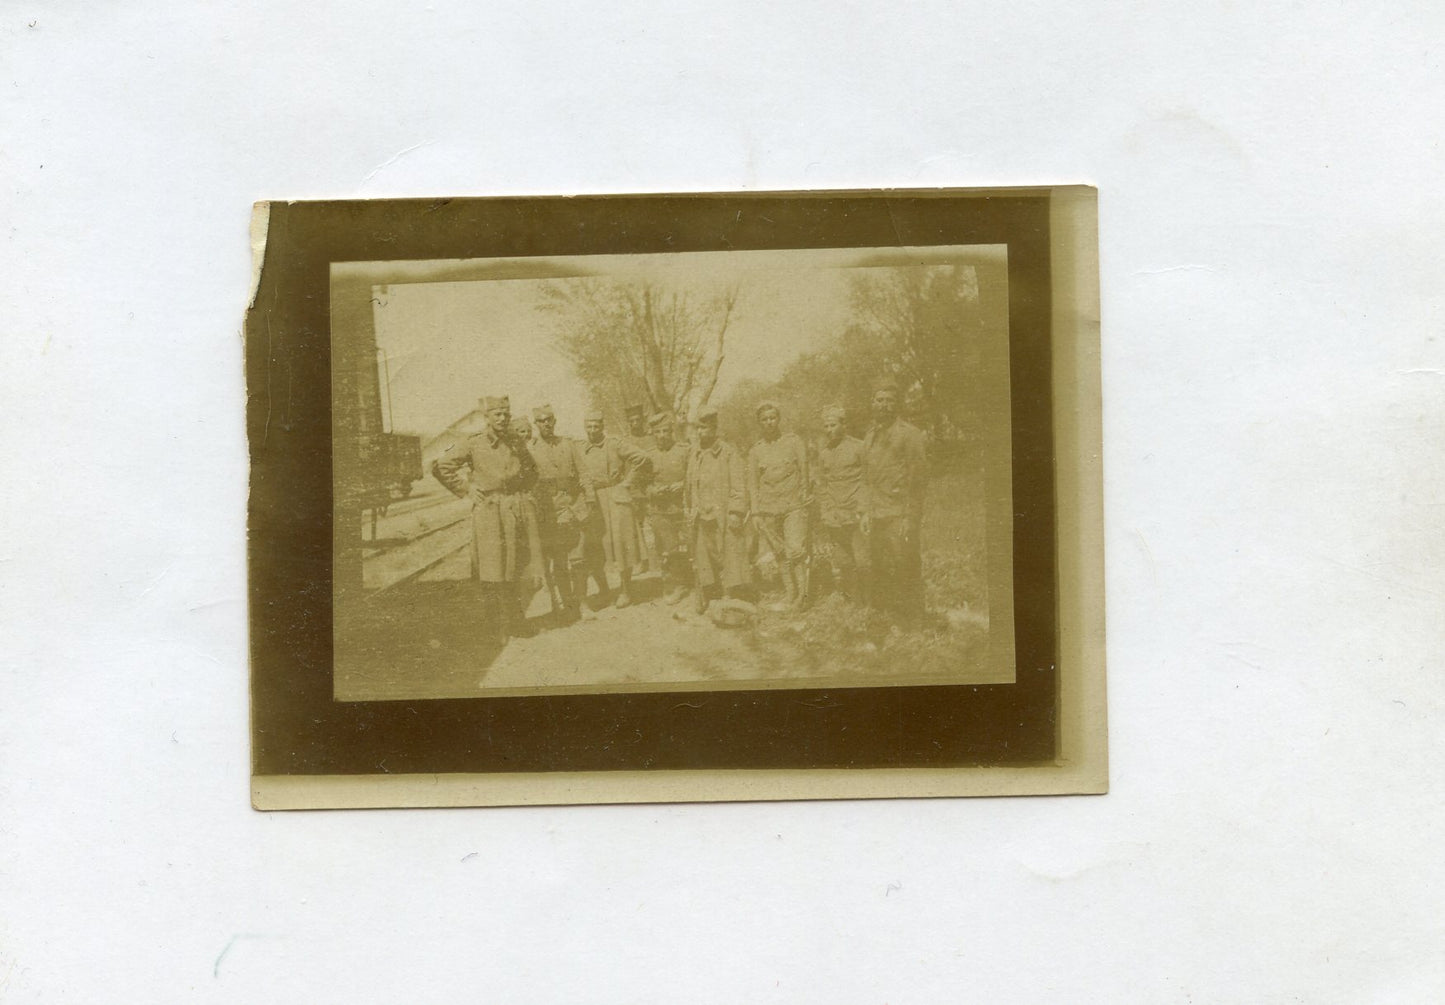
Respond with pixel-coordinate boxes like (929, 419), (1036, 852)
(247, 201), (272, 313)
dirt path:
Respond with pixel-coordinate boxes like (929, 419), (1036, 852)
(335, 568), (1001, 702)
(478, 595), (786, 693)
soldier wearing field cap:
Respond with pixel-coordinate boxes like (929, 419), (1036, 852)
(580, 408), (652, 608)
(645, 411), (692, 605)
(685, 404), (750, 615)
(433, 394), (545, 640)
(747, 400), (811, 611)
(527, 403), (595, 620)
(860, 379), (928, 620)
(814, 404), (870, 603)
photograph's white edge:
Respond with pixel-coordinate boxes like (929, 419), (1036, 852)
(254, 186), (1107, 809)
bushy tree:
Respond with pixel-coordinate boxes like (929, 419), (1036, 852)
(845, 262), (1001, 443)
(715, 260), (1006, 460)
(539, 277), (738, 427)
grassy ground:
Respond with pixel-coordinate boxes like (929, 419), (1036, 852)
(750, 461), (995, 682)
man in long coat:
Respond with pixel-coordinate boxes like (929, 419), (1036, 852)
(433, 394), (545, 640)
(527, 403), (595, 620)
(859, 380), (928, 621)
(579, 409), (652, 608)
(685, 405), (750, 615)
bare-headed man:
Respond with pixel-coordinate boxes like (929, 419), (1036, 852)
(747, 400), (811, 611)
(527, 404), (595, 621)
(814, 404), (869, 603)
(579, 409), (652, 608)
(622, 401), (656, 575)
(860, 380), (928, 621)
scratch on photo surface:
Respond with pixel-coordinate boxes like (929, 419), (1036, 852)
(884, 200), (904, 246)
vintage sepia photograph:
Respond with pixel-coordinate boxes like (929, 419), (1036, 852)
(330, 246), (1016, 701)
(247, 189), (1104, 808)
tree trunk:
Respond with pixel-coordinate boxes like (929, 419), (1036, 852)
(694, 287), (737, 413)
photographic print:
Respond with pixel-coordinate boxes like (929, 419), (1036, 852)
(247, 189), (1104, 808)
(330, 245), (1016, 701)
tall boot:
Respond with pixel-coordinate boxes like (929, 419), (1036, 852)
(573, 566), (599, 620)
(782, 564), (799, 610)
(584, 561), (609, 610)
(555, 561), (577, 616)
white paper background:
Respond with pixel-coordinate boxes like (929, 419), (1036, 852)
(2, 3), (1442, 1001)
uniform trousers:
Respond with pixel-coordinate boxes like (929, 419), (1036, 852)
(692, 519), (749, 590)
(754, 508), (810, 566)
(867, 514), (923, 618)
(821, 521), (870, 585)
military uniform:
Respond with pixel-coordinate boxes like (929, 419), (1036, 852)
(861, 416), (928, 618)
(814, 432), (869, 599)
(644, 413), (692, 602)
(580, 432), (651, 576)
(622, 403), (656, 573)
(747, 430), (811, 568)
(645, 438), (690, 557)
(685, 436), (749, 591)
(434, 417), (545, 637)
(528, 421), (595, 610)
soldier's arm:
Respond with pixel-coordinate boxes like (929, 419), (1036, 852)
(515, 443), (539, 492)
(682, 452), (693, 519)
(728, 446), (748, 516)
(433, 445), (471, 498)
(745, 445), (760, 512)
(857, 437), (872, 533)
(795, 434), (811, 507)
(907, 427), (928, 511)
(616, 437), (652, 492)
(572, 441), (599, 502)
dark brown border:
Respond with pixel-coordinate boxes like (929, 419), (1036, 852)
(248, 190), (1056, 778)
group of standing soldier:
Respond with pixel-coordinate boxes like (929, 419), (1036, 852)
(432, 379), (928, 643)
